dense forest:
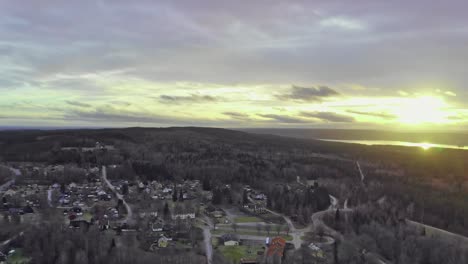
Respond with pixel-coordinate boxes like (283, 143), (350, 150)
(1, 127), (467, 263)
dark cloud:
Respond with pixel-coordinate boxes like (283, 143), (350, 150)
(258, 114), (307, 123)
(301, 111), (355, 123)
(65, 100), (92, 108)
(2, 1), (468, 128)
(347, 110), (396, 119)
(65, 109), (167, 124)
(277, 85), (340, 102)
(159, 94), (220, 104)
(223, 112), (250, 120)
(63, 106), (223, 126)
(110, 101), (132, 107)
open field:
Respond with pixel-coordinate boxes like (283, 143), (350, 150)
(234, 216), (263, 223)
(218, 245), (264, 263)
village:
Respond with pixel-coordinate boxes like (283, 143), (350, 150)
(0, 148), (334, 264)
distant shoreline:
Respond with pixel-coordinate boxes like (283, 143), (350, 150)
(317, 139), (468, 151)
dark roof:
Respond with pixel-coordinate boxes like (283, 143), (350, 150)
(221, 233), (239, 242)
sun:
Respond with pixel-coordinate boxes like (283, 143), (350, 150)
(418, 142), (432, 150)
(395, 96), (450, 125)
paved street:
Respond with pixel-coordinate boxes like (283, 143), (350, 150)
(101, 166), (133, 224)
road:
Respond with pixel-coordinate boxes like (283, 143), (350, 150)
(47, 189), (53, 207)
(200, 216), (214, 264)
(356, 161), (468, 250)
(101, 166), (133, 224)
(311, 207), (353, 241)
(0, 166), (21, 193)
(265, 208), (305, 249)
(329, 195), (338, 210)
(406, 219), (468, 246)
(0, 232), (24, 247)
(356, 161), (365, 182)
(1, 231), (25, 256)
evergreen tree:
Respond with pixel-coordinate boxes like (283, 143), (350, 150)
(212, 188), (223, 205)
(121, 183), (129, 195)
(163, 203), (170, 218)
(335, 209), (341, 222)
(242, 190), (249, 205)
(202, 177), (211, 191)
(179, 190), (184, 202)
(172, 188), (178, 202)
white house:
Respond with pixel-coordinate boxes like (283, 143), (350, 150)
(171, 213), (195, 220)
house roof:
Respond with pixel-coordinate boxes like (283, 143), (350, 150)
(221, 233), (239, 242)
(267, 237), (286, 257)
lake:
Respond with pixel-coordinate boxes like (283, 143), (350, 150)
(318, 139), (468, 150)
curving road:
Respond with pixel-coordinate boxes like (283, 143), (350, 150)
(265, 208), (305, 249)
(101, 166), (133, 224)
(357, 161), (365, 182)
(0, 165), (21, 193)
(0, 232), (24, 248)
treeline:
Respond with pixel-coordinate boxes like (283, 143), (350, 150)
(266, 185), (331, 225)
(16, 223), (205, 264)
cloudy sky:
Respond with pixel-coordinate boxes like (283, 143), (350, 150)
(1, 0), (468, 130)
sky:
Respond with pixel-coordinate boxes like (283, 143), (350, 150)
(1, 0), (468, 130)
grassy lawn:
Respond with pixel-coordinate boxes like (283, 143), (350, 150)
(7, 249), (31, 264)
(218, 245), (263, 263)
(234, 216), (262, 223)
(83, 212), (93, 222)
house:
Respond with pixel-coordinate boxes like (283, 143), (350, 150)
(309, 243), (325, 259)
(221, 234), (240, 246)
(172, 213), (195, 220)
(158, 235), (170, 248)
(162, 187), (172, 194)
(151, 222), (164, 232)
(211, 210), (224, 218)
(254, 194), (267, 200)
(266, 237), (286, 263)
(246, 203), (266, 214)
(8, 208), (24, 215)
(253, 204), (266, 214)
(4, 189), (17, 196)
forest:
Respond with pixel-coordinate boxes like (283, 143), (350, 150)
(1, 127), (468, 263)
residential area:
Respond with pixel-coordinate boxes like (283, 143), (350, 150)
(0, 154), (338, 264)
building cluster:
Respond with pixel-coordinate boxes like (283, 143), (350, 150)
(243, 186), (267, 215)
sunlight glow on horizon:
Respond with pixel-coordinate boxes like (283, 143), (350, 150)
(394, 96), (451, 125)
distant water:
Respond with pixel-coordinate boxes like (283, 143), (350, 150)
(318, 139), (468, 150)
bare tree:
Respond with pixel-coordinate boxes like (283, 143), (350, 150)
(285, 225), (291, 236)
(316, 225), (325, 239)
(231, 222), (238, 233)
(265, 224), (271, 236)
(275, 224), (282, 235)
